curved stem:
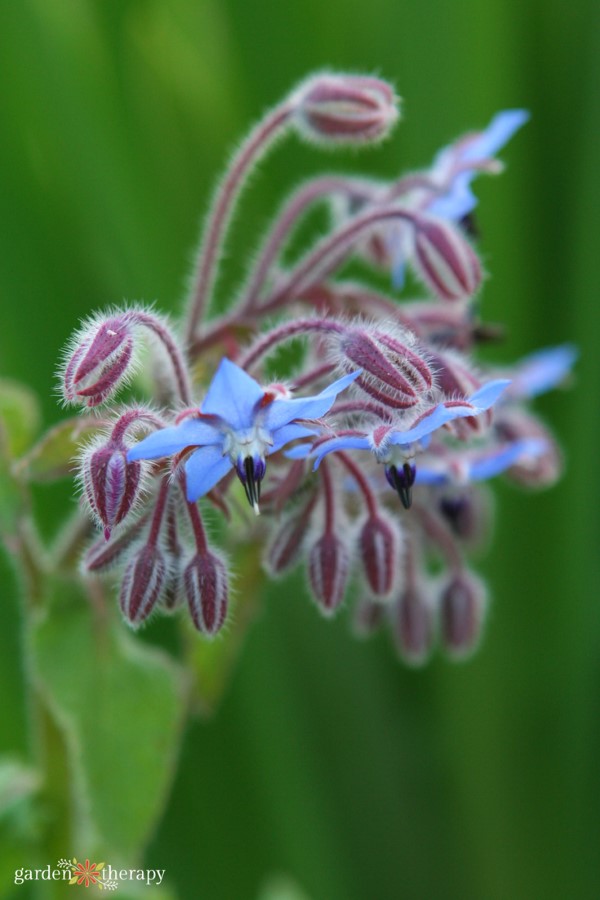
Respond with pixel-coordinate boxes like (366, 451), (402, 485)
(242, 175), (371, 309)
(259, 204), (418, 315)
(184, 102), (294, 341)
(131, 312), (192, 406)
(147, 478), (171, 548)
(319, 459), (336, 535)
(337, 451), (378, 517)
(238, 317), (345, 371)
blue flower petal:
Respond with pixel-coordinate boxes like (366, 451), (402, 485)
(429, 110), (529, 221)
(201, 358), (264, 431)
(414, 467), (448, 486)
(270, 423), (317, 453)
(127, 419), (222, 462)
(462, 110), (530, 162)
(185, 445), (233, 501)
(285, 443), (314, 460)
(388, 379), (509, 447)
(469, 439), (547, 480)
(311, 434), (371, 469)
(509, 344), (578, 399)
(262, 370), (361, 432)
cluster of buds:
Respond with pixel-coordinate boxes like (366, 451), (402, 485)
(59, 73), (574, 662)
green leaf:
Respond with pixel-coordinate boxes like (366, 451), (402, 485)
(29, 578), (188, 861)
(0, 379), (41, 458)
(15, 417), (106, 483)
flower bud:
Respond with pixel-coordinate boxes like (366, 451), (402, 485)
(393, 586), (434, 666)
(359, 513), (401, 597)
(338, 324), (433, 409)
(352, 597), (385, 638)
(413, 215), (482, 300)
(184, 551), (229, 637)
(293, 73), (399, 146)
(62, 314), (135, 407)
(308, 532), (349, 617)
(439, 488), (489, 544)
(81, 437), (142, 540)
(120, 543), (167, 627)
(439, 571), (485, 658)
(265, 509), (310, 575)
(496, 411), (562, 487)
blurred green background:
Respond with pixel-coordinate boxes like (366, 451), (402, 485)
(0, 0), (598, 898)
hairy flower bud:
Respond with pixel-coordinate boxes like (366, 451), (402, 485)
(393, 586), (434, 666)
(359, 513), (401, 597)
(308, 532), (349, 617)
(265, 508), (311, 575)
(293, 73), (399, 146)
(120, 543), (167, 627)
(496, 410), (562, 487)
(352, 596), (385, 638)
(439, 488), (489, 544)
(439, 571), (485, 657)
(338, 324), (433, 409)
(413, 215), (482, 301)
(81, 437), (142, 540)
(62, 314), (135, 407)
(184, 551), (229, 637)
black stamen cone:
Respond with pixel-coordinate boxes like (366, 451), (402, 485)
(243, 456), (261, 509)
(387, 462), (416, 510)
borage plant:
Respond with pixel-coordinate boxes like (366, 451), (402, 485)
(1, 72), (574, 869)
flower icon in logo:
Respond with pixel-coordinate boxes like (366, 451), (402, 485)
(68, 858), (105, 887)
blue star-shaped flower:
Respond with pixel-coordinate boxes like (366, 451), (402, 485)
(127, 358), (361, 510)
(288, 379), (510, 508)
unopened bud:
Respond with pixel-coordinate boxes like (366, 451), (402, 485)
(338, 324), (433, 409)
(81, 437), (142, 540)
(62, 314), (135, 407)
(496, 411), (562, 487)
(439, 571), (485, 658)
(119, 543), (167, 627)
(359, 513), (401, 596)
(293, 73), (399, 146)
(184, 551), (229, 637)
(265, 505), (313, 575)
(439, 488), (488, 544)
(413, 215), (482, 301)
(352, 597), (385, 638)
(393, 586), (434, 666)
(429, 349), (492, 436)
(308, 532), (349, 616)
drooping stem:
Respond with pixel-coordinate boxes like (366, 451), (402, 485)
(337, 450), (378, 517)
(147, 478), (171, 548)
(259, 204), (418, 314)
(242, 175), (371, 309)
(184, 101), (295, 341)
(186, 497), (209, 555)
(132, 311), (193, 406)
(413, 504), (462, 572)
(319, 459), (336, 535)
(238, 317), (345, 371)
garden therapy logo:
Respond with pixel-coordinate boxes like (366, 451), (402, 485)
(13, 859), (165, 889)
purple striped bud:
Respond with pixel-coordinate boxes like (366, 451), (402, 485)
(120, 543), (167, 627)
(308, 532), (349, 617)
(439, 571), (485, 658)
(84, 512), (150, 572)
(393, 586), (434, 666)
(413, 216), (482, 301)
(62, 314), (135, 407)
(359, 513), (400, 596)
(265, 507), (312, 575)
(338, 325), (433, 409)
(81, 437), (142, 540)
(293, 73), (399, 146)
(184, 551), (229, 637)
